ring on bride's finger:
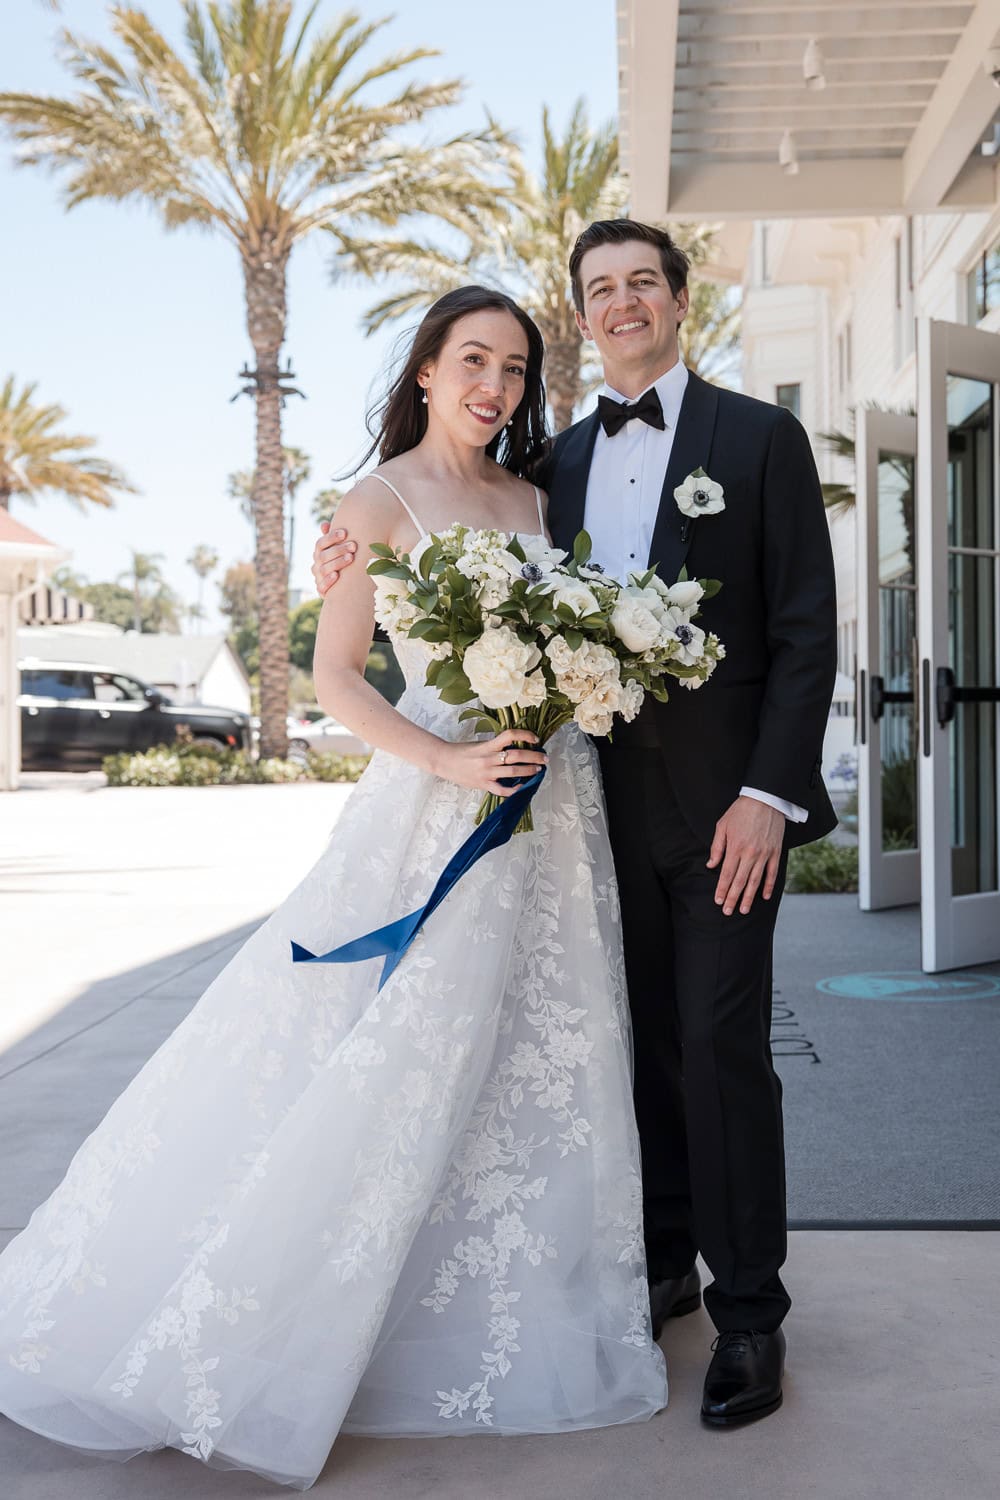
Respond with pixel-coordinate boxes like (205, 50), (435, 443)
(499, 749), (508, 765)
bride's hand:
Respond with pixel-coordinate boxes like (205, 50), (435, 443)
(435, 728), (548, 796)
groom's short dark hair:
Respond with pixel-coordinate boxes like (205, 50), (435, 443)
(569, 220), (690, 312)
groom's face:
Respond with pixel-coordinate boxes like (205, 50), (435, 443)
(574, 240), (687, 386)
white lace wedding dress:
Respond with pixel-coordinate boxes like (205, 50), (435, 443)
(0, 484), (667, 1491)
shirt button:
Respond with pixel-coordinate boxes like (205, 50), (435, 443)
(629, 478), (636, 485)
(629, 552), (636, 559)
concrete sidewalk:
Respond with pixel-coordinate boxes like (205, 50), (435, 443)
(1, 781), (997, 1499)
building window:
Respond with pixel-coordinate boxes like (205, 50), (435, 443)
(776, 382), (801, 419)
(969, 239), (1000, 322)
(760, 224), (770, 285)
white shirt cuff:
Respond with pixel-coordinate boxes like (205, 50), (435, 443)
(740, 786), (808, 823)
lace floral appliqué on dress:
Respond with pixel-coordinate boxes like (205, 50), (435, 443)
(0, 531), (667, 1491)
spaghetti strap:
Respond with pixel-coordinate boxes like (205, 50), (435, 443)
(368, 472), (426, 537)
(532, 484), (545, 532)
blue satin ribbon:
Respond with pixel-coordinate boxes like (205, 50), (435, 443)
(290, 768), (546, 991)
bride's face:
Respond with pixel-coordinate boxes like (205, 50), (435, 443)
(419, 309), (529, 446)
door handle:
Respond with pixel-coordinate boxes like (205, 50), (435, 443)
(99, 709), (111, 719)
(869, 675), (913, 723)
(936, 665), (1000, 727)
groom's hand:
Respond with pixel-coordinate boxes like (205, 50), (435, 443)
(707, 797), (785, 916)
(312, 521), (358, 597)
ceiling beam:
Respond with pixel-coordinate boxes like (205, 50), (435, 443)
(619, 0), (679, 221)
(902, 0), (1000, 209)
(664, 157), (905, 217)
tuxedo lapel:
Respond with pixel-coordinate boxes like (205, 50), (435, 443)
(648, 371), (720, 584)
(547, 412), (600, 553)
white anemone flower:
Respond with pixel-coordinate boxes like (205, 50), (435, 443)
(674, 469), (725, 519)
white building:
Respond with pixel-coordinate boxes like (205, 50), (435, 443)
(0, 512), (68, 791)
(16, 623), (252, 715)
(619, 0), (1000, 971)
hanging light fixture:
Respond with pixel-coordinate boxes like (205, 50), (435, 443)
(803, 37), (826, 91)
(779, 128), (799, 175)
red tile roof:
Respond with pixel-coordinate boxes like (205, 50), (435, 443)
(0, 511), (58, 548)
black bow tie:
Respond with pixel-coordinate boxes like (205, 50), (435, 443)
(597, 387), (665, 437)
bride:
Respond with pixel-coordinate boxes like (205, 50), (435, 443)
(0, 286), (667, 1490)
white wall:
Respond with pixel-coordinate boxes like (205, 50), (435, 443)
(196, 650), (251, 715)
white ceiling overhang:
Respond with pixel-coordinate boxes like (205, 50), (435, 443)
(618, 0), (1000, 220)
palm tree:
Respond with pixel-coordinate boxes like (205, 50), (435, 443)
(227, 445), (311, 581)
(118, 548), (166, 633)
(0, 3), (508, 757)
(186, 544), (219, 619)
(311, 485), (344, 527)
(334, 99), (623, 433)
(0, 376), (135, 512)
(816, 405), (916, 571)
(333, 100), (742, 427)
(675, 226), (742, 388)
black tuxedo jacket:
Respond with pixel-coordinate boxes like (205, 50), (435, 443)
(535, 370), (838, 849)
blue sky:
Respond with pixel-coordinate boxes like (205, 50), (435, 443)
(1, 1), (617, 628)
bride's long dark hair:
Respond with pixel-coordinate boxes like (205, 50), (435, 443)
(359, 286), (549, 476)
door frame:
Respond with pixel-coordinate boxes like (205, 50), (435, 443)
(916, 316), (1000, 971)
(856, 405), (920, 911)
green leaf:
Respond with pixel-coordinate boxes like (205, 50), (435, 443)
(507, 535), (526, 563)
(459, 707), (502, 734)
(573, 530), (593, 566)
(565, 628), (583, 651)
(367, 560), (412, 580)
(677, 564), (689, 582)
(700, 577), (723, 599)
(368, 543), (397, 560)
(425, 658), (444, 686)
(407, 619), (450, 642)
(418, 545), (436, 581)
(439, 681), (476, 706)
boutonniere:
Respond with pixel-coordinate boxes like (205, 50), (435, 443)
(674, 467), (725, 519)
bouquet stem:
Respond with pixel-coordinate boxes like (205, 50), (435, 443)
(474, 706), (574, 834)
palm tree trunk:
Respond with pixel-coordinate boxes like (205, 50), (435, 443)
(243, 238), (291, 760)
(0, 489), (10, 511)
(544, 334), (582, 435)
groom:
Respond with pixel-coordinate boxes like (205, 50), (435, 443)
(310, 220), (837, 1428)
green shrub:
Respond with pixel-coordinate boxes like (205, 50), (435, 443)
(786, 838), (858, 894)
(304, 750), (370, 783)
(102, 743), (370, 787)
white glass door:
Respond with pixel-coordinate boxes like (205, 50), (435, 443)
(917, 318), (1000, 971)
(856, 407), (919, 910)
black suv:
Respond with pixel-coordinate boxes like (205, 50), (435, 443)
(18, 661), (252, 769)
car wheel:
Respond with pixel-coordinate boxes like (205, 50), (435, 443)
(288, 738), (310, 760)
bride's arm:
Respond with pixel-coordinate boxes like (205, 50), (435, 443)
(312, 483), (546, 793)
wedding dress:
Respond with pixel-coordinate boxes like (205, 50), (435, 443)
(0, 480), (667, 1491)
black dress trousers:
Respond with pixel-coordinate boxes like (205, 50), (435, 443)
(598, 741), (791, 1335)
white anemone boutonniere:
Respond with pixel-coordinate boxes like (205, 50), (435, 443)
(674, 467), (725, 519)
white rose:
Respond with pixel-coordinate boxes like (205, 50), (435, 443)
(574, 680), (622, 736)
(463, 625), (542, 710)
(552, 579), (600, 618)
(619, 677), (645, 722)
(516, 669), (548, 710)
(611, 591), (662, 653)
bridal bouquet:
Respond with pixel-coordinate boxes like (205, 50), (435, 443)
(368, 527), (725, 831)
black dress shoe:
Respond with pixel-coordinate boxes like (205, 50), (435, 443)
(701, 1328), (786, 1427)
(649, 1267), (702, 1339)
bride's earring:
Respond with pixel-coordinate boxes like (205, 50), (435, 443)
(420, 388), (428, 405)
